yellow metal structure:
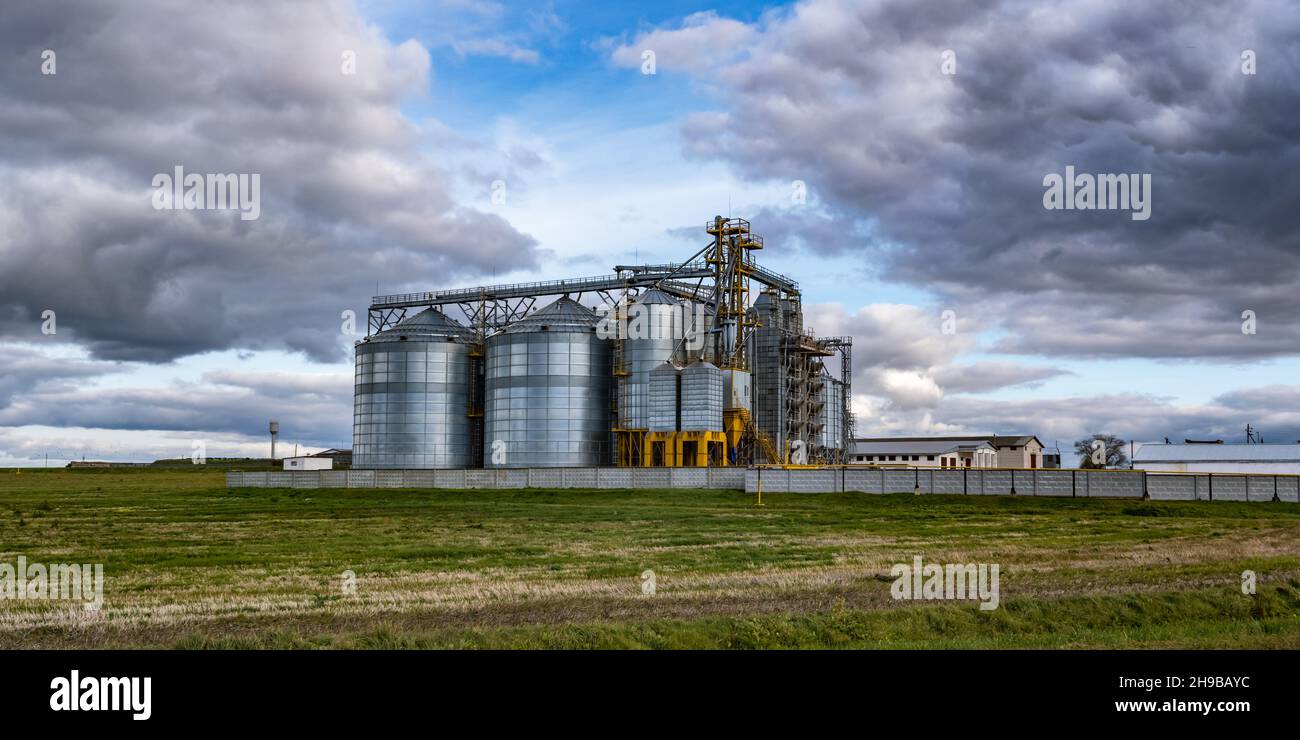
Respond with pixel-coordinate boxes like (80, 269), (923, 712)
(706, 217), (762, 371)
(641, 431), (728, 467)
(675, 430), (728, 467)
(738, 407), (782, 464)
(643, 432), (677, 467)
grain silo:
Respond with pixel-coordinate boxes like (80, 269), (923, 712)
(678, 360), (726, 465)
(818, 371), (845, 459)
(751, 289), (785, 453)
(644, 361), (680, 466)
(352, 308), (476, 469)
(613, 287), (684, 465)
(483, 297), (612, 468)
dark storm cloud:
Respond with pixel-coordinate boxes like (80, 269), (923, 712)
(0, 367), (352, 444)
(0, 0), (539, 364)
(932, 361), (1070, 394)
(938, 387), (1300, 449)
(617, 0), (1300, 361)
(0, 345), (121, 408)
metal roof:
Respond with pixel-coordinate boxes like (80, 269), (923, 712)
(853, 434), (1038, 449)
(851, 440), (993, 456)
(634, 287), (680, 305)
(502, 296), (599, 333)
(1133, 443), (1300, 463)
(364, 307), (472, 342)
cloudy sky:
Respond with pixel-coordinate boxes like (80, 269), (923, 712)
(1, 0), (1297, 465)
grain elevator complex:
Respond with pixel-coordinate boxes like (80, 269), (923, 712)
(352, 217), (852, 469)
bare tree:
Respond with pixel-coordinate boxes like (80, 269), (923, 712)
(1073, 434), (1128, 469)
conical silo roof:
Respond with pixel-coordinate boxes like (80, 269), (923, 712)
(503, 296), (599, 333)
(635, 287), (680, 305)
(683, 359), (719, 374)
(362, 307), (473, 344)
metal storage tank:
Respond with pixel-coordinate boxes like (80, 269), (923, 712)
(751, 290), (785, 450)
(352, 308), (476, 469)
(648, 362), (679, 433)
(483, 297), (612, 468)
(680, 361), (723, 432)
(818, 372), (844, 455)
(617, 288), (683, 430)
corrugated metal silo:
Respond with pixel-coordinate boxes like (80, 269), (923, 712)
(751, 290), (785, 451)
(680, 361), (723, 432)
(617, 288), (682, 431)
(648, 362), (679, 433)
(820, 373), (844, 455)
(352, 308), (476, 469)
(483, 297), (612, 468)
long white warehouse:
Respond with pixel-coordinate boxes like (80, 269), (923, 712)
(1132, 443), (1300, 474)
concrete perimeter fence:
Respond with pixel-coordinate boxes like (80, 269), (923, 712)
(226, 467), (747, 491)
(225, 465), (1299, 502)
(747, 467), (1300, 502)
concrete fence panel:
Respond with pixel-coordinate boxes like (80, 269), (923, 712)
(1147, 474), (1196, 501)
(1084, 471), (1143, 498)
(1209, 475), (1248, 502)
(882, 470), (915, 494)
(632, 468), (671, 488)
(980, 470), (1012, 496)
(1035, 470), (1075, 497)
(319, 471), (348, 488)
(434, 469), (467, 489)
(1010, 469), (1033, 495)
(670, 468), (709, 489)
(1194, 475), (1210, 501)
(708, 468), (746, 489)
(265, 472), (295, 488)
(402, 470), (436, 488)
(597, 468), (633, 489)
(527, 468), (563, 488)
(746, 468), (790, 493)
(789, 468), (839, 493)
(563, 468), (598, 488)
(495, 469), (527, 488)
(918, 469), (935, 494)
(842, 468), (881, 493)
(1277, 477), (1300, 503)
(1246, 476), (1277, 503)
(931, 469), (964, 495)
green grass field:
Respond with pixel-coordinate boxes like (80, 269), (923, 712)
(1, 467), (1297, 649)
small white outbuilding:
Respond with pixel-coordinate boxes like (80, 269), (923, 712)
(283, 456), (332, 471)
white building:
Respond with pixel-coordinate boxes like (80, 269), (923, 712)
(849, 439), (998, 468)
(1132, 443), (1300, 475)
(284, 456), (332, 471)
